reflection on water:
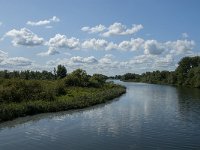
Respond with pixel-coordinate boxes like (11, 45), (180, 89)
(176, 87), (200, 124)
(0, 81), (200, 150)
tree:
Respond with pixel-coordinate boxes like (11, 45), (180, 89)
(65, 69), (90, 87)
(89, 74), (107, 87)
(56, 65), (67, 79)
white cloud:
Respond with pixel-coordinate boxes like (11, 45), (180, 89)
(48, 34), (80, 49)
(45, 55), (118, 74)
(81, 22), (143, 37)
(104, 54), (115, 59)
(105, 42), (118, 50)
(43, 52), (178, 75)
(81, 38), (195, 54)
(39, 34), (80, 56)
(5, 28), (44, 46)
(125, 54), (176, 72)
(38, 47), (60, 56)
(144, 40), (165, 55)
(0, 57), (33, 68)
(82, 38), (108, 50)
(118, 38), (144, 51)
(27, 16), (60, 26)
(82, 38), (118, 51)
(0, 50), (33, 69)
(102, 23), (143, 37)
(0, 22), (2, 26)
(166, 40), (195, 55)
(81, 24), (106, 33)
(71, 56), (98, 64)
(129, 54), (156, 65)
(99, 55), (113, 64)
(154, 54), (174, 68)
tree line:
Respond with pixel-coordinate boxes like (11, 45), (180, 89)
(0, 65), (67, 80)
(114, 56), (200, 88)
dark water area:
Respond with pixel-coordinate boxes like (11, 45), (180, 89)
(1, 81), (200, 150)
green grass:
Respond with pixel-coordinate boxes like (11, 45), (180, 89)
(0, 84), (126, 122)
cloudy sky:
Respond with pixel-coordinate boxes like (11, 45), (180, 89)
(0, 0), (200, 75)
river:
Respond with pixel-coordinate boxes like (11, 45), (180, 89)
(1, 81), (200, 150)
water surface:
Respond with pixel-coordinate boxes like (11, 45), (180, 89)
(1, 81), (200, 150)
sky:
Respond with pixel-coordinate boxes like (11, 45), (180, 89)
(0, 0), (200, 75)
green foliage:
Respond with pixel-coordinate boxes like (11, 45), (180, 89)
(0, 79), (66, 103)
(0, 70), (55, 80)
(65, 69), (89, 87)
(120, 56), (200, 88)
(64, 69), (107, 87)
(0, 82), (125, 122)
(89, 74), (107, 87)
(0, 68), (125, 122)
(121, 73), (140, 82)
(56, 65), (67, 79)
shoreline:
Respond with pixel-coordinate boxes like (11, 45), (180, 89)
(0, 85), (126, 123)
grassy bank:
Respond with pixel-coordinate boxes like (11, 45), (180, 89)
(0, 82), (126, 122)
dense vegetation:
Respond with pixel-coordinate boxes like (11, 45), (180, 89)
(0, 67), (126, 122)
(0, 65), (67, 80)
(115, 56), (200, 88)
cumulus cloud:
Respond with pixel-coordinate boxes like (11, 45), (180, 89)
(166, 40), (195, 55)
(0, 56), (33, 70)
(0, 50), (33, 69)
(27, 16), (60, 26)
(5, 28), (44, 46)
(82, 38), (108, 50)
(38, 47), (60, 56)
(2, 57), (32, 66)
(48, 34), (80, 49)
(125, 54), (176, 72)
(81, 22), (143, 37)
(81, 24), (106, 33)
(144, 40), (165, 55)
(82, 38), (118, 51)
(70, 56), (98, 64)
(118, 38), (144, 51)
(129, 54), (156, 65)
(99, 54), (114, 64)
(102, 23), (143, 37)
(154, 54), (174, 68)
(38, 34), (80, 56)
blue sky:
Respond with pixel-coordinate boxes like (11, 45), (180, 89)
(0, 0), (200, 75)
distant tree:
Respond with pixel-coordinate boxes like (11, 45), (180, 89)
(56, 65), (67, 79)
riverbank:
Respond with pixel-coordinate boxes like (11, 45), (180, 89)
(0, 68), (126, 122)
(115, 56), (200, 88)
(0, 83), (126, 122)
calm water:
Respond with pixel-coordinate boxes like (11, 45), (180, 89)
(1, 81), (200, 150)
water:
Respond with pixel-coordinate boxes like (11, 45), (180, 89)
(1, 81), (200, 150)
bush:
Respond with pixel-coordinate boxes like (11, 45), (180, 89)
(0, 79), (67, 103)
